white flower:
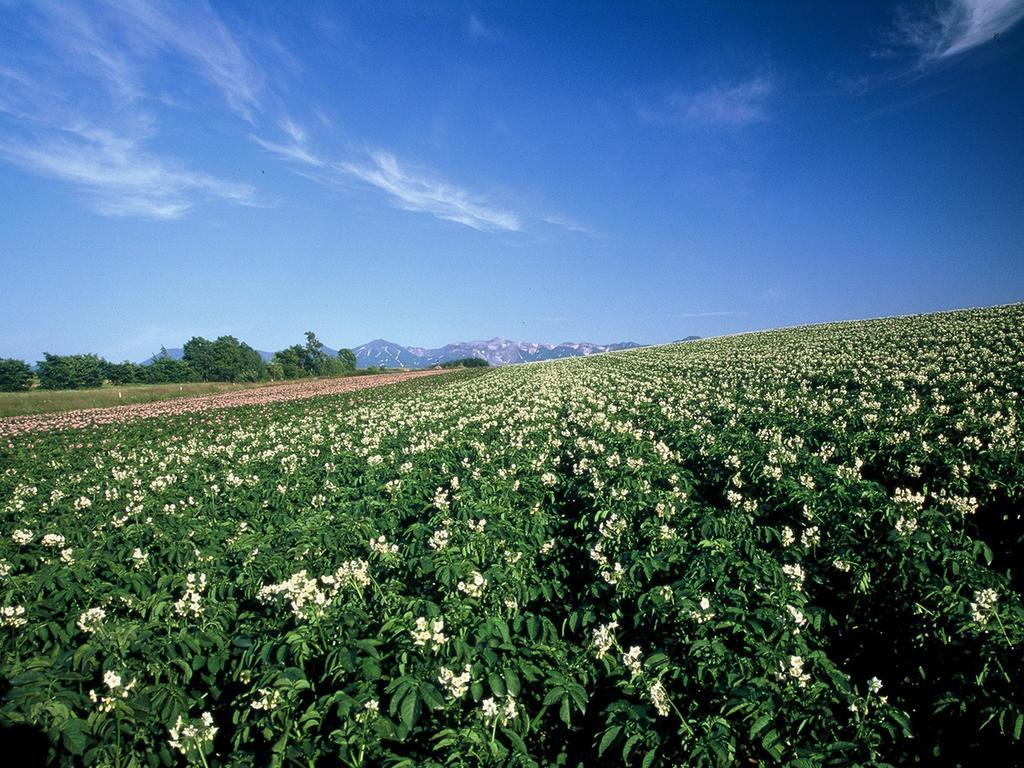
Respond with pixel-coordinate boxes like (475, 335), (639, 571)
(77, 607), (107, 633)
(168, 712), (217, 757)
(867, 676), (883, 694)
(251, 688), (283, 711)
(782, 563), (805, 590)
(481, 697), (498, 719)
(369, 535), (398, 557)
(592, 620), (618, 660)
(622, 645), (643, 678)
(458, 570), (487, 598)
(800, 526), (820, 547)
(89, 669), (135, 712)
(777, 655), (811, 687)
(1, 605), (27, 628)
(410, 616), (447, 649)
(895, 515), (918, 537)
(649, 680), (670, 717)
(481, 694), (518, 725)
(173, 573), (208, 618)
(428, 526), (451, 550)
(690, 596), (715, 624)
(969, 588), (998, 625)
(438, 664), (472, 698)
(11, 529), (33, 545)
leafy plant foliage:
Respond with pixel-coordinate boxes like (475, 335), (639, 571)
(1, 305), (1022, 766)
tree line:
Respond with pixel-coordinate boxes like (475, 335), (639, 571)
(0, 332), (359, 392)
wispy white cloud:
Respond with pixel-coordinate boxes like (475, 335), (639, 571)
(250, 121), (325, 167)
(33, 1), (141, 100)
(340, 152), (521, 232)
(252, 122), (522, 232)
(889, 0), (1024, 63)
(541, 213), (599, 237)
(467, 13), (499, 41)
(0, 0), (261, 218)
(640, 74), (774, 128)
(107, 0), (265, 119)
(0, 124), (254, 218)
(3, 2), (554, 232)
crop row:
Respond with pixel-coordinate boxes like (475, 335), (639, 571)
(1, 305), (1023, 766)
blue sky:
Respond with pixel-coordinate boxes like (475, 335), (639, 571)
(1, 0), (1022, 363)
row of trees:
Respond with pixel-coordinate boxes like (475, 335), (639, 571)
(0, 332), (358, 392)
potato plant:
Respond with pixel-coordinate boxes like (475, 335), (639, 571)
(1, 305), (1023, 766)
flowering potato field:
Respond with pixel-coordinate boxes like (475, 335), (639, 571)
(2, 305), (1023, 767)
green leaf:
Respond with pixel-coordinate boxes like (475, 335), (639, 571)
(400, 691), (418, 731)
(488, 672), (507, 697)
(622, 734), (642, 762)
(504, 669), (521, 697)
(502, 728), (528, 754)
(749, 713), (772, 739)
(598, 725), (621, 757)
(60, 718), (87, 756)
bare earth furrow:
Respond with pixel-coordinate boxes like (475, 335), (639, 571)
(0, 370), (448, 438)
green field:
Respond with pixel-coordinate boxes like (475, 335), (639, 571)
(1, 305), (1022, 766)
(0, 381), (282, 418)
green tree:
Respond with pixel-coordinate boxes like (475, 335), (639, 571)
(140, 356), (197, 384)
(0, 358), (33, 391)
(441, 357), (489, 368)
(102, 360), (139, 385)
(337, 348), (357, 372)
(184, 336), (266, 382)
(273, 332), (340, 379)
(272, 345), (308, 379)
(36, 353), (105, 390)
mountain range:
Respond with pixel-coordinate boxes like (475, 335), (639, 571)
(142, 337), (662, 368)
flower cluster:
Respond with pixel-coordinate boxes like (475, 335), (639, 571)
(77, 607), (107, 633)
(777, 654), (811, 688)
(1, 605), (27, 628)
(592, 620), (618, 660)
(438, 664), (472, 698)
(11, 529), (33, 545)
(689, 596), (714, 624)
(369, 535), (398, 557)
(428, 526), (450, 550)
(457, 570), (486, 598)
(622, 645), (643, 678)
(969, 588), (998, 625)
(649, 680), (670, 717)
(89, 670), (135, 713)
(481, 694), (518, 726)
(251, 688), (283, 711)
(168, 712), (217, 758)
(782, 563), (806, 590)
(410, 616), (447, 650)
(173, 573), (208, 618)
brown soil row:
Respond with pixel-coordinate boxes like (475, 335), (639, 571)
(0, 370), (448, 438)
